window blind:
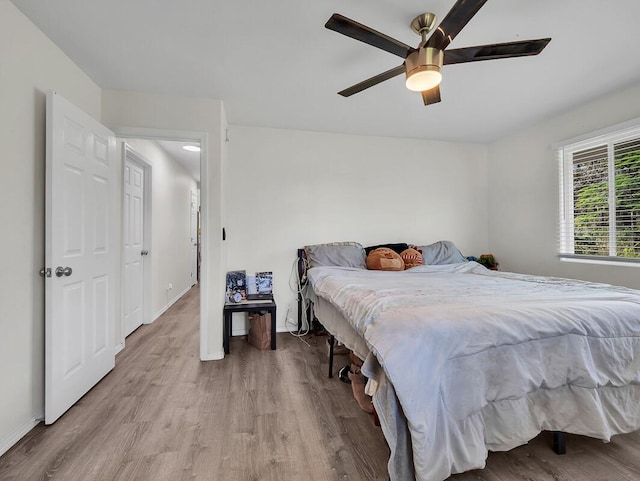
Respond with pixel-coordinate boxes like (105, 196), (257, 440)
(614, 138), (640, 258)
(571, 145), (609, 256)
(559, 122), (640, 261)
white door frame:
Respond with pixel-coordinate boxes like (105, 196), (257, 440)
(118, 143), (153, 352)
(114, 127), (209, 360)
(190, 188), (198, 287)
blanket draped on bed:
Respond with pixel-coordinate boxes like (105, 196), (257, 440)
(308, 263), (640, 481)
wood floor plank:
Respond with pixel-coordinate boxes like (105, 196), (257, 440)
(3, 286), (640, 480)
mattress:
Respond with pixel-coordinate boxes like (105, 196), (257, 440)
(312, 294), (369, 361)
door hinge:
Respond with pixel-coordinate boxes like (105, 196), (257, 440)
(40, 267), (52, 278)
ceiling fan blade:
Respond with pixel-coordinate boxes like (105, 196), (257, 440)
(421, 86), (441, 106)
(326, 13), (414, 58)
(444, 38), (551, 65)
(338, 65), (406, 97)
(426, 0), (487, 51)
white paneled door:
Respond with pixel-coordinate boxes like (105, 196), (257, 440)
(123, 155), (145, 337)
(45, 91), (117, 424)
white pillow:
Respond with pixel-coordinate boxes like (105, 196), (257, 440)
(304, 242), (367, 269)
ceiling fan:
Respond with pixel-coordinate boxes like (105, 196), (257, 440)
(325, 0), (551, 106)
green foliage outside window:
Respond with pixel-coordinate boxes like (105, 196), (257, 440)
(615, 146), (640, 257)
(572, 143), (640, 258)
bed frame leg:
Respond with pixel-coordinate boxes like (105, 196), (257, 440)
(552, 431), (566, 455)
(328, 334), (335, 378)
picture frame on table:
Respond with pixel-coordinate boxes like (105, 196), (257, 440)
(226, 270), (246, 303)
(246, 271), (273, 300)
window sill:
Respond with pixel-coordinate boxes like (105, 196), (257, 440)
(559, 255), (640, 268)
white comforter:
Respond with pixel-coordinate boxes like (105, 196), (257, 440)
(308, 262), (640, 481)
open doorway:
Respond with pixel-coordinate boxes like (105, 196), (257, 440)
(119, 137), (201, 349)
(156, 140), (201, 287)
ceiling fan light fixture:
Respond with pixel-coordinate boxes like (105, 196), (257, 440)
(406, 66), (442, 92)
(405, 47), (444, 92)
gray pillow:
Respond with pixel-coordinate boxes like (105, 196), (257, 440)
(304, 242), (367, 269)
(418, 241), (467, 265)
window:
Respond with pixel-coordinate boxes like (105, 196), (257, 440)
(559, 122), (640, 262)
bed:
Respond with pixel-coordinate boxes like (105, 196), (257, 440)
(299, 242), (640, 481)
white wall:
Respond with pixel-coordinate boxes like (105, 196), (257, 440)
(101, 90), (226, 361)
(0, 0), (485, 458)
(487, 81), (640, 289)
(226, 126), (489, 333)
(0, 0), (102, 456)
(120, 139), (198, 320)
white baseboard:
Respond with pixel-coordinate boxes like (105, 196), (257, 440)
(0, 417), (42, 457)
(152, 285), (192, 322)
(214, 327), (302, 361)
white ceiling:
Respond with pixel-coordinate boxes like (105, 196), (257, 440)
(156, 140), (201, 183)
(11, 0), (640, 143)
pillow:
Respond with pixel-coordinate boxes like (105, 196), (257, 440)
(364, 243), (409, 256)
(304, 242), (366, 269)
(400, 248), (424, 269)
(366, 247), (405, 271)
(418, 241), (468, 265)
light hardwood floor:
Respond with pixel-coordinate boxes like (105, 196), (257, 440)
(2, 287), (640, 480)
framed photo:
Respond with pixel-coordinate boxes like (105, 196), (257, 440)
(246, 271), (273, 300)
(226, 270), (247, 303)
(256, 272), (273, 296)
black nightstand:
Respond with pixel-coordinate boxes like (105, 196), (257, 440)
(223, 300), (277, 354)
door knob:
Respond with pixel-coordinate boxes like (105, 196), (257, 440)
(55, 266), (72, 277)
(141, 250), (149, 256)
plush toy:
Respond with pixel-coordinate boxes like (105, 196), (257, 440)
(400, 247), (424, 269)
(366, 247), (405, 271)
